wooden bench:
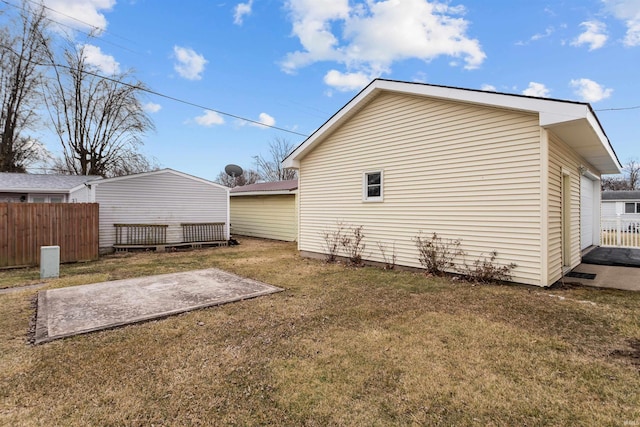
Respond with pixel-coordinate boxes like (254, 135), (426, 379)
(113, 223), (227, 252)
(114, 224), (167, 247)
(181, 222), (226, 244)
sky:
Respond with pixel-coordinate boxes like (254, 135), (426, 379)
(14, 0), (640, 180)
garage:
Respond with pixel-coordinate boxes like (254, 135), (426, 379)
(580, 174), (597, 250)
(230, 180), (298, 242)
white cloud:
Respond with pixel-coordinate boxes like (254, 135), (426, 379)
(82, 44), (120, 74)
(257, 112), (275, 127)
(571, 21), (608, 50)
(194, 110), (225, 127)
(43, 0), (115, 34)
(323, 70), (371, 91)
(282, 0), (485, 88)
(570, 78), (613, 102)
(248, 112), (276, 128)
(603, 0), (640, 46)
(234, 0), (253, 25)
(173, 46), (208, 80)
(522, 82), (550, 97)
(143, 102), (162, 113)
(531, 27), (555, 41)
(515, 27), (555, 46)
(480, 84), (497, 92)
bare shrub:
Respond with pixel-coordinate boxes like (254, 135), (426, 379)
(414, 232), (463, 275)
(320, 222), (347, 263)
(377, 241), (397, 270)
(462, 251), (517, 284)
(341, 225), (366, 266)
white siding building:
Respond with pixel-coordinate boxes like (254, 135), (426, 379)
(602, 191), (640, 220)
(282, 79), (621, 287)
(86, 169), (229, 252)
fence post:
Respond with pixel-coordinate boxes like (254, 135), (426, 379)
(616, 215), (621, 246)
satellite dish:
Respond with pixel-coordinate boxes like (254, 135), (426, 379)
(225, 164), (243, 177)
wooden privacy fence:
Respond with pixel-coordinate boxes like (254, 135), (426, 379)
(0, 203), (99, 268)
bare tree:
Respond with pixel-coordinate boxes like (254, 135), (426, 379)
(214, 168), (261, 187)
(602, 160), (639, 191)
(253, 137), (297, 182)
(44, 43), (154, 177)
(0, 4), (51, 172)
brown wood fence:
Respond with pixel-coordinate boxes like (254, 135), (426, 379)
(0, 203), (99, 268)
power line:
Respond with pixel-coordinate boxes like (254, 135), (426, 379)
(0, 43), (310, 138)
(595, 105), (640, 111)
(0, 0), (142, 55)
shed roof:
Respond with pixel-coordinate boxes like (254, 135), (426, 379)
(602, 190), (640, 200)
(0, 173), (101, 193)
(230, 179), (298, 196)
(87, 168), (228, 191)
(282, 78), (621, 174)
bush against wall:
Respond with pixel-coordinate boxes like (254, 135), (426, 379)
(414, 231), (517, 283)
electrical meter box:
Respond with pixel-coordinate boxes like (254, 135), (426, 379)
(40, 246), (60, 279)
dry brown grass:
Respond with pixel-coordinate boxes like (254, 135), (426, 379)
(1, 238), (639, 426)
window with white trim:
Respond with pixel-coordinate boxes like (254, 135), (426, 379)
(625, 202), (640, 214)
(363, 171), (383, 202)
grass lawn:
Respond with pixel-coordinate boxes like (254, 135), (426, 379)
(1, 238), (639, 425)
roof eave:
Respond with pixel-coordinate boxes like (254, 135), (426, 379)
(230, 190), (298, 196)
(284, 79), (622, 175)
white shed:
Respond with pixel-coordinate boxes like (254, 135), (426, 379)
(86, 169), (229, 253)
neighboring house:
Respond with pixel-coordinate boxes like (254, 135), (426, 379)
(84, 169), (229, 253)
(230, 179), (298, 241)
(0, 172), (101, 203)
(602, 191), (640, 220)
(282, 79), (621, 287)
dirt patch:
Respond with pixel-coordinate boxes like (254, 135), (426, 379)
(609, 339), (640, 368)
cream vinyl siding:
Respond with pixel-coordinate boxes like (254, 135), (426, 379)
(94, 171), (228, 250)
(546, 132), (597, 284)
(231, 194), (297, 241)
(298, 92), (543, 285)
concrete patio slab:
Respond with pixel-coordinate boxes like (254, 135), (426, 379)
(35, 268), (283, 344)
(561, 263), (640, 291)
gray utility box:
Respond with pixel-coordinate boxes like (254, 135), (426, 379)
(40, 246), (60, 279)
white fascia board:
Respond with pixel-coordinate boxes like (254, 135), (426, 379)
(88, 168), (229, 190)
(586, 113), (622, 171)
(283, 81), (380, 168)
(230, 190), (297, 197)
(284, 79), (599, 166)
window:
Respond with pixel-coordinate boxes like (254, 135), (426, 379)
(363, 171), (383, 202)
(32, 197), (45, 203)
(50, 196), (64, 203)
(625, 202), (640, 214)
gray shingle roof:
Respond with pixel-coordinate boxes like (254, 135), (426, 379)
(230, 179), (298, 193)
(0, 173), (101, 191)
(602, 190), (640, 200)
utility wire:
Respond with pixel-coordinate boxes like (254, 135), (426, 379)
(595, 105), (640, 111)
(0, 43), (310, 138)
(0, 0), (142, 55)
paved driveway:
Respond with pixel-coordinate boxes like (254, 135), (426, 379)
(35, 268), (282, 344)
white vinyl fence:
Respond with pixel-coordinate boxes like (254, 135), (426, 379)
(601, 216), (640, 248)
